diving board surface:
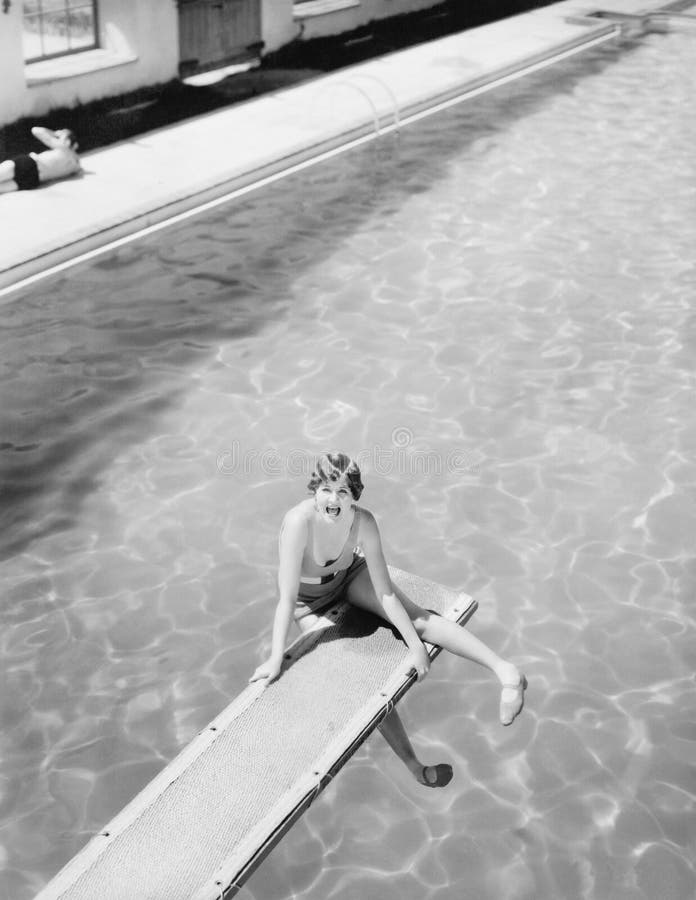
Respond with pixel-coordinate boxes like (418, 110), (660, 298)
(34, 567), (477, 900)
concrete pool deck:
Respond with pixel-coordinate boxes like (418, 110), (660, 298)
(0, 0), (685, 294)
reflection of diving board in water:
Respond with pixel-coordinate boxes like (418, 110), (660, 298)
(35, 568), (477, 900)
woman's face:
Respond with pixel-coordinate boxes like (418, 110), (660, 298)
(314, 479), (353, 523)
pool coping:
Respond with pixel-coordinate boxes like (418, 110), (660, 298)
(0, 0), (684, 296)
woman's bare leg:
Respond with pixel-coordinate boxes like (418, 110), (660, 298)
(346, 567), (526, 725)
(296, 608), (451, 785)
(379, 708), (452, 786)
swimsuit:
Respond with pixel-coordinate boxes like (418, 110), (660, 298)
(293, 507), (367, 620)
(11, 154), (40, 190)
(10, 148), (80, 190)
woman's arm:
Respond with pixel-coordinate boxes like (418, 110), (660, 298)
(359, 510), (429, 675)
(249, 508), (306, 685)
(272, 508), (306, 658)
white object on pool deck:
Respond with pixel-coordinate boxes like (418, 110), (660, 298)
(33, 568), (477, 900)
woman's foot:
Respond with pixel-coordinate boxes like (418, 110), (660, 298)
(499, 670), (527, 726)
(417, 763), (453, 788)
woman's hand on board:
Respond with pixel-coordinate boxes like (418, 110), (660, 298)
(403, 643), (430, 682)
(249, 657), (283, 687)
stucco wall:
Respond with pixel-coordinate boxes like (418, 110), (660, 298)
(1, 0), (180, 126)
(96, 1), (180, 90)
(261, 0), (298, 52)
(296, 0), (444, 41)
(0, 4), (30, 125)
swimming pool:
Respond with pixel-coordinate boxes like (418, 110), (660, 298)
(2, 18), (695, 900)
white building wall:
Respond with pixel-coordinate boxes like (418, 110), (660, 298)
(93, 1), (180, 92)
(0, 4), (30, 125)
(261, 0), (298, 52)
(296, 0), (445, 41)
(1, 0), (180, 126)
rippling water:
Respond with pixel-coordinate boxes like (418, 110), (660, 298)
(1, 24), (696, 900)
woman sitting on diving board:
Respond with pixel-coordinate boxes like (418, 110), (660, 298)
(250, 452), (527, 787)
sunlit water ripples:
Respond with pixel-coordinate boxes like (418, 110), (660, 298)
(1, 25), (695, 900)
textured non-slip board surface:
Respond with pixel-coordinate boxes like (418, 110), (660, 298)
(35, 568), (476, 900)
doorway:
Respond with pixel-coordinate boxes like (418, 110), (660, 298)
(178, 0), (262, 76)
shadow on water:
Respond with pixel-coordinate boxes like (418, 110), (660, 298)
(0, 35), (645, 561)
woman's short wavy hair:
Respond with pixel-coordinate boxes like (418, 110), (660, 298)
(307, 452), (364, 500)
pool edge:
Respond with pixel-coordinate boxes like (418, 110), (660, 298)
(0, 0), (677, 298)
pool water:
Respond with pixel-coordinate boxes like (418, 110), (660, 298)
(2, 22), (696, 900)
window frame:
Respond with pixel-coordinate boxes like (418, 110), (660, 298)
(22, 0), (100, 64)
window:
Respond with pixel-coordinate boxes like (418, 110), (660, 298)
(23, 0), (98, 63)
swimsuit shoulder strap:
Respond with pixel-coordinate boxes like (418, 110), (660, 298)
(349, 506), (361, 545)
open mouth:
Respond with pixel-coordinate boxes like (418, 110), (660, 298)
(325, 506), (341, 517)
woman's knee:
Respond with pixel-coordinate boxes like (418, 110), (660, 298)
(409, 606), (433, 636)
(348, 577), (433, 633)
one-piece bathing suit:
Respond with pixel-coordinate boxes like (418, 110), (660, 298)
(291, 506), (367, 620)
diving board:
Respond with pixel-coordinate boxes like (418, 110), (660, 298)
(34, 568), (477, 900)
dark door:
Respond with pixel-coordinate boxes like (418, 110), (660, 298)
(178, 0), (262, 76)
